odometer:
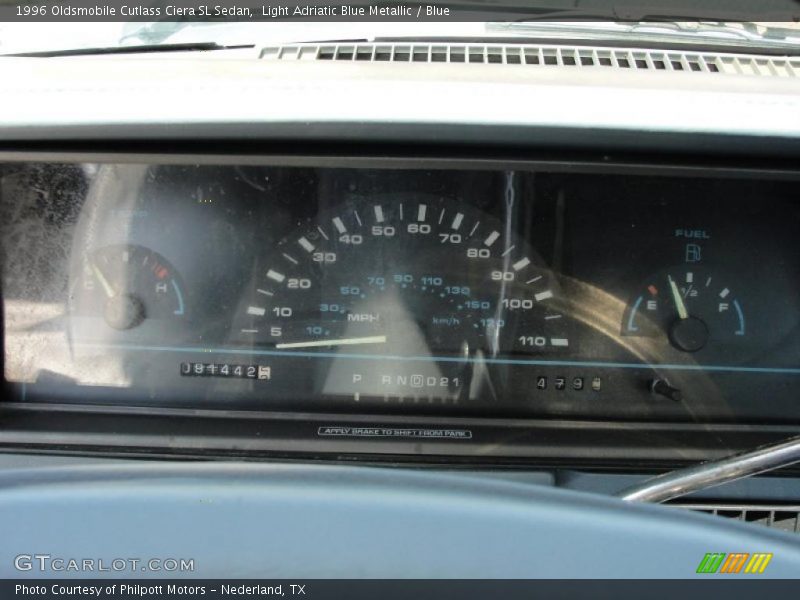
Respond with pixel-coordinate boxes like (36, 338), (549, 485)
(236, 195), (567, 361)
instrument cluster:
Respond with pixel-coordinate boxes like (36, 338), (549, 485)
(2, 159), (799, 424)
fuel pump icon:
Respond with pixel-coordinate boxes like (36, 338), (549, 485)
(685, 244), (702, 263)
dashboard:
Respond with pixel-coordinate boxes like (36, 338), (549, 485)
(3, 39), (800, 584)
(1, 153), (799, 463)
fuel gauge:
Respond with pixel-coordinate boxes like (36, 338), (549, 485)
(623, 266), (745, 354)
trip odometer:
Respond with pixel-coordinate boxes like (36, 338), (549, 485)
(237, 195), (566, 365)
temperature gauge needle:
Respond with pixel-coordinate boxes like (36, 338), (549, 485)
(91, 263), (115, 299)
(668, 275), (689, 320)
(275, 335), (387, 349)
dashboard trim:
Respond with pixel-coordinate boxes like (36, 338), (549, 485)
(2, 401), (800, 469)
(1, 56), (800, 158)
(2, 149), (800, 176)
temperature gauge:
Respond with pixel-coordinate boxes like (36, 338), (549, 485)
(623, 267), (745, 354)
(71, 244), (186, 331)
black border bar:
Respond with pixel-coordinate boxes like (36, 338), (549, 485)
(2, 579), (798, 599)
(3, 0), (800, 23)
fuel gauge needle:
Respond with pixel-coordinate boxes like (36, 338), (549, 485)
(668, 275), (689, 320)
(275, 335), (387, 349)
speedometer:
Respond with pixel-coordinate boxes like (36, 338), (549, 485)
(236, 195), (567, 360)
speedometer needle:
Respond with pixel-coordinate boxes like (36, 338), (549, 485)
(275, 335), (387, 349)
(668, 275), (689, 320)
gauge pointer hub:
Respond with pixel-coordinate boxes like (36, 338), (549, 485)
(669, 316), (709, 353)
(104, 294), (146, 330)
(275, 335), (387, 349)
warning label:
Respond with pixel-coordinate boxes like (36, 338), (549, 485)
(317, 426), (472, 440)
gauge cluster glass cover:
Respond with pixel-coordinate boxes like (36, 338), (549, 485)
(1, 160), (799, 423)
